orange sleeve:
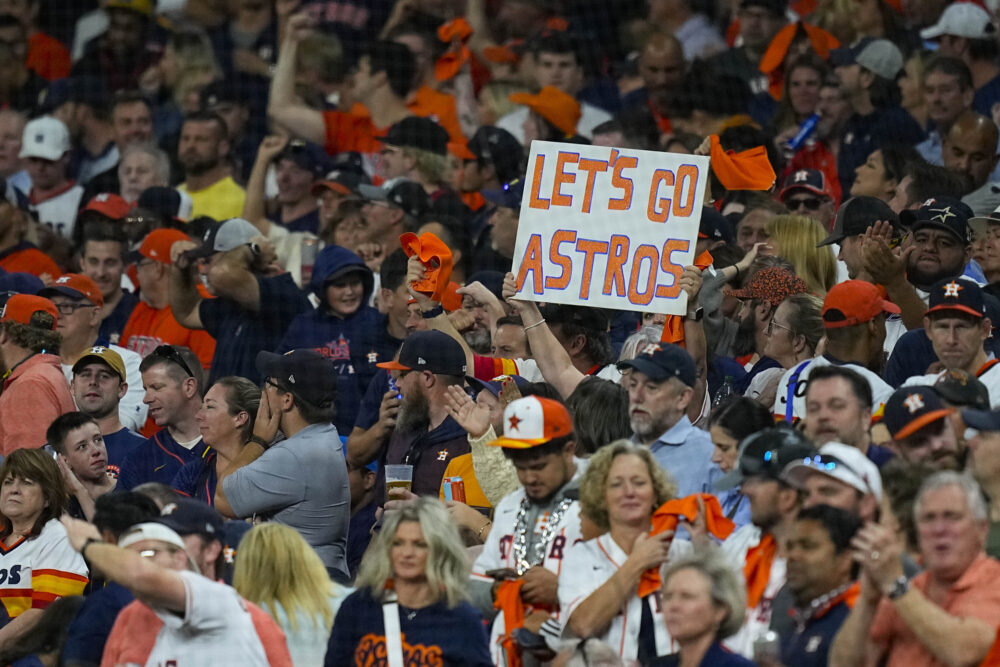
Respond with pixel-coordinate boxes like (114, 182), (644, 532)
(322, 109), (382, 156)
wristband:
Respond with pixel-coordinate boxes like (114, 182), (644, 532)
(248, 434), (270, 448)
(421, 305), (444, 319)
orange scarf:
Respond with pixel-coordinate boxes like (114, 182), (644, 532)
(744, 533), (777, 608)
(758, 22), (840, 101)
(660, 250), (715, 345)
(400, 231), (454, 302)
(494, 579), (526, 667)
(637, 494), (736, 597)
(435, 18), (473, 81)
(709, 134), (776, 192)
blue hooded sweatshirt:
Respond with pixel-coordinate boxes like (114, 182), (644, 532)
(277, 245), (401, 433)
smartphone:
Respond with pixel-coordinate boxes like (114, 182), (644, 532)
(485, 568), (519, 581)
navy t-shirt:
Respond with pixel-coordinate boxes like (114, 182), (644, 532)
(780, 599), (851, 667)
(275, 208), (321, 234)
(837, 107), (924, 195)
(975, 73), (1000, 119)
(103, 427), (145, 479)
(325, 589), (492, 667)
(117, 429), (210, 491)
(346, 500), (377, 576)
(355, 368), (391, 432)
(199, 273), (312, 384)
(171, 451), (217, 505)
(61, 582), (134, 665)
(99, 289), (139, 346)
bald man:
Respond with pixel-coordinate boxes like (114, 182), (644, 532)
(621, 33), (685, 124)
(943, 111), (1000, 215)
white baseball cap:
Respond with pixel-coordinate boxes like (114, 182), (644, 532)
(781, 441), (883, 502)
(921, 3), (994, 40)
(19, 116), (70, 161)
(118, 522), (201, 574)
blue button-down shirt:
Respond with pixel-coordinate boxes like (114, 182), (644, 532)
(639, 416), (721, 498)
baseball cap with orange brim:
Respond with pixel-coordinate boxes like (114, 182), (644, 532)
(508, 86), (581, 137)
(821, 280), (900, 328)
(882, 385), (953, 441)
(39, 273), (104, 308)
(925, 277), (985, 320)
(489, 396), (574, 449)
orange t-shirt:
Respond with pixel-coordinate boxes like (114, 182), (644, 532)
(27, 32), (70, 81)
(120, 301), (217, 369)
(408, 86), (466, 143)
(0, 245), (62, 280)
(322, 104), (384, 157)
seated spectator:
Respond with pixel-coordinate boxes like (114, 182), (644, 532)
(82, 91), (155, 200)
(20, 115), (84, 238)
(0, 449), (89, 646)
(324, 497), (492, 666)
(560, 441), (689, 663)
(345, 458), (378, 577)
(782, 441), (883, 522)
(243, 137), (325, 235)
(118, 345), (208, 490)
(565, 377), (631, 456)
(849, 145), (921, 204)
(70, 0), (161, 92)
(217, 350), (351, 583)
(0, 14), (46, 112)
(170, 217), (311, 384)
(69, 346), (144, 474)
(278, 245), (396, 434)
(0, 194), (60, 279)
(77, 223), (137, 345)
(778, 169), (837, 228)
(234, 523), (351, 667)
(117, 142), (170, 204)
(944, 111), (1000, 216)
(831, 471), (1000, 666)
(0, 595), (83, 666)
(0, 294), (74, 454)
(39, 273), (146, 430)
(46, 412), (116, 521)
(120, 228), (216, 368)
(882, 385), (962, 469)
(779, 505), (863, 666)
(176, 112), (246, 221)
(171, 376), (257, 506)
(61, 516), (292, 666)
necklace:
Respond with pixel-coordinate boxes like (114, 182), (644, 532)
(510, 495), (573, 575)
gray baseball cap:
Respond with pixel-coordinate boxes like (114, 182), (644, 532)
(187, 218), (259, 259)
(830, 38), (903, 80)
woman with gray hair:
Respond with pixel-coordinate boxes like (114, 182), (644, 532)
(651, 549), (755, 666)
(323, 497), (492, 666)
(118, 142), (170, 203)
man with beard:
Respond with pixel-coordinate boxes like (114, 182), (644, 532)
(882, 385), (963, 469)
(470, 396), (585, 665)
(83, 91), (155, 200)
(902, 278), (1000, 407)
(717, 426), (817, 658)
(943, 111), (1000, 216)
(176, 112), (245, 221)
(777, 505), (862, 667)
(377, 330), (488, 503)
(618, 343), (718, 498)
(620, 33), (686, 133)
(70, 0), (162, 93)
(47, 412), (117, 521)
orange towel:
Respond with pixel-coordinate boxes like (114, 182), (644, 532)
(637, 494), (735, 598)
(979, 627), (1000, 666)
(660, 250), (714, 346)
(440, 280), (463, 312)
(709, 134), (776, 192)
(435, 18), (474, 81)
(759, 22), (840, 100)
(744, 533), (777, 608)
(494, 579), (526, 667)
(400, 231), (454, 302)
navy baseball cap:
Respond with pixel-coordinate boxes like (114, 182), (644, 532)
(383, 116), (449, 156)
(466, 374), (530, 398)
(154, 498), (225, 542)
(136, 186), (193, 223)
(200, 79), (246, 109)
(467, 126), (524, 184)
(935, 369), (991, 410)
(698, 207), (735, 244)
(311, 169), (369, 197)
(961, 408), (1000, 432)
(359, 181), (432, 219)
(904, 197), (974, 245)
(617, 343), (696, 387)
(256, 349), (337, 406)
(926, 277), (985, 319)
(818, 196), (899, 247)
(277, 140), (331, 179)
(882, 386), (952, 441)
(377, 330), (467, 376)
(779, 169), (833, 201)
(715, 426), (817, 491)
(483, 179), (525, 210)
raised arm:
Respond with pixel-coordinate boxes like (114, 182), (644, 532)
(204, 240), (278, 313)
(267, 13), (325, 143)
(169, 241), (205, 330)
(242, 135), (290, 236)
(679, 266), (708, 422)
(214, 390), (277, 517)
(861, 223), (927, 330)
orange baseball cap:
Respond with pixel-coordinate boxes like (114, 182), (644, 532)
(138, 229), (191, 265)
(822, 280), (900, 329)
(489, 396), (574, 449)
(509, 86), (581, 137)
(1, 294), (58, 329)
(83, 193), (131, 221)
(39, 273), (104, 308)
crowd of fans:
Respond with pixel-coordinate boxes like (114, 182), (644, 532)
(5, 0), (1000, 665)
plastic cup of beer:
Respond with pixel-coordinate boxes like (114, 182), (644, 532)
(385, 464), (413, 500)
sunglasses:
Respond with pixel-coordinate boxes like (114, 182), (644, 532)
(787, 197), (824, 211)
(151, 345), (194, 378)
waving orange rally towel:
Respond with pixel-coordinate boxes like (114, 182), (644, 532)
(744, 533), (777, 608)
(709, 134), (776, 192)
(435, 18), (474, 81)
(660, 250), (715, 346)
(400, 231), (454, 302)
(494, 579), (526, 667)
(637, 494), (735, 598)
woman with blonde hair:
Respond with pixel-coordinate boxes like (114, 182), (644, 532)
(764, 215), (836, 295)
(234, 523), (348, 667)
(559, 441), (691, 663)
(323, 497), (491, 666)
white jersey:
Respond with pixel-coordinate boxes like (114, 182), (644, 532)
(0, 518), (88, 624)
(903, 359), (1000, 409)
(720, 523), (786, 658)
(558, 533), (692, 661)
(30, 183), (85, 240)
(472, 474), (586, 666)
(63, 344), (148, 431)
(772, 355), (894, 422)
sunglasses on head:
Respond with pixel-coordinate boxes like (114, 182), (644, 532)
(151, 345), (194, 378)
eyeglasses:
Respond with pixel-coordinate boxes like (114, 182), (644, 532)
(54, 302), (97, 316)
(786, 197), (824, 211)
(150, 345), (194, 378)
(766, 318), (796, 337)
